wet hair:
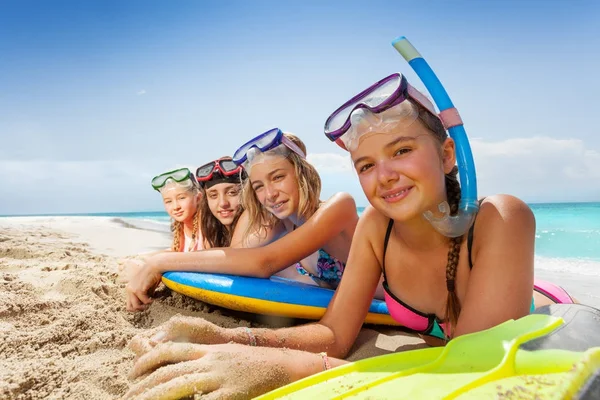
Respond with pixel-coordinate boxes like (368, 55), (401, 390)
(411, 99), (463, 338)
(241, 133), (322, 240)
(199, 179), (244, 248)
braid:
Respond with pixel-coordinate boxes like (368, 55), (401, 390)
(171, 220), (183, 252)
(444, 166), (463, 338)
(189, 206), (201, 251)
(411, 98), (465, 339)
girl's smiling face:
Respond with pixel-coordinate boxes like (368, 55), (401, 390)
(161, 186), (200, 223)
(350, 119), (456, 222)
(205, 182), (242, 226)
(249, 156), (300, 220)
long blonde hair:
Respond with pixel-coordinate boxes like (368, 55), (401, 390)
(242, 133), (322, 240)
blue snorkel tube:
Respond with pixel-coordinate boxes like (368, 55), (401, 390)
(392, 36), (479, 238)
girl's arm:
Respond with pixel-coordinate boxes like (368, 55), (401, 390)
(453, 195), (536, 337)
(134, 206), (386, 359)
(147, 192), (358, 278)
(245, 206), (385, 358)
(119, 248), (170, 265)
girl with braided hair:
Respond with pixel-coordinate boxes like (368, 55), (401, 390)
(152, 167), (205, 253)
(122, 75), (575, 399)
(120, 168), (204, 311)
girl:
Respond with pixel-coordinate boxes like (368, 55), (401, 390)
(121, 168), (203, 311)
(195, 156), (247, 248)
(124, 130), (359, 311)
(123, 74), (576, 399)
(152, 167), (204, 252)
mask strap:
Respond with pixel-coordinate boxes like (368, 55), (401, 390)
(280, 135), (306, 158)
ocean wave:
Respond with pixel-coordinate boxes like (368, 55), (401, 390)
(110, 217), (171, 234)
(539, 228), (600, 234)
(535, 228), (600, 260)
(534, 255), (600, 277)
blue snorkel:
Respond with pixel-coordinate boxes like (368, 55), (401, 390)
(392, 36), (479, 238)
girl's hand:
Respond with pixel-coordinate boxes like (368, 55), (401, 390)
(125, 342), (318, 400)
(117, 257), (143, 280)
(128, 315), (230, 357)
(121, 258), (162, 312)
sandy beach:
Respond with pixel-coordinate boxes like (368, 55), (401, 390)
(2, 216), (598, 399)
(0, 216), (428, 399)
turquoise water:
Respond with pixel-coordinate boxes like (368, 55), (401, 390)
(4, 202), (599, 273)
(530, 203), (600, 261)
(365, 203), (600, 263)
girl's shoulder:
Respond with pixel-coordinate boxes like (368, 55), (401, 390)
(322, 192), (356, 207)
(473, 194), (535, 245)
(354, 204), (390, 241)
(316, 192), (358, 218)
(477, 194), (534, 226)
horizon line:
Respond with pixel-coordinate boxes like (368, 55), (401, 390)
(2, 201), (599, 218)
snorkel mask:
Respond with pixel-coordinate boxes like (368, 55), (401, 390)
(325, 73), (441, 152)
(232, 128), (306, 172)
(195, 157), (247, 189)
(151, 167), (199, 192)
(323, 36), (479, 238)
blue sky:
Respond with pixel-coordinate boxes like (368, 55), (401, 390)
(1, 0), (599, 215)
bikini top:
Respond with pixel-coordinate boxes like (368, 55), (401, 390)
(383, 204), (538, 340)
(291, 224), (346, 288)
(381, 217), (479, 340)
(295, 248), (346, 288)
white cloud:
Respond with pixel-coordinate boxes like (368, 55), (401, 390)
(307, 152), (353, 173)
(471, 136), (600, 202)
(137, 90), (147, 96)
(307, 152), (365, 205)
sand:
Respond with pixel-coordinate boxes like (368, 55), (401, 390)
(0, 216), (425, 399)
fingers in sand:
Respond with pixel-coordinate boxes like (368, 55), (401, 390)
(129, 343), (206, 380)
(124, 372), (220, 400)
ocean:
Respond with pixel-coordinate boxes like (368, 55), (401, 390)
(7, 202), (599, 276)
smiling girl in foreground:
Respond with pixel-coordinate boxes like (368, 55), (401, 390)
(123, 73), (576, 399)
(124, 131), (358, 311)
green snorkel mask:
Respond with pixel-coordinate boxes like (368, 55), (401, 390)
(151, 168), (199, 192)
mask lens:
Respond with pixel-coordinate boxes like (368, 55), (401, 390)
(152, 168), (191, 189)
(172, 168), (191, 181)
(220, 159), (238, 172)
(196, 163), (215, 178)
(325, 75), (401, 134)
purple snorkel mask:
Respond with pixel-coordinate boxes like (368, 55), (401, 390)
(323, 71), (473, 238)
(324, 73), (460, 152)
